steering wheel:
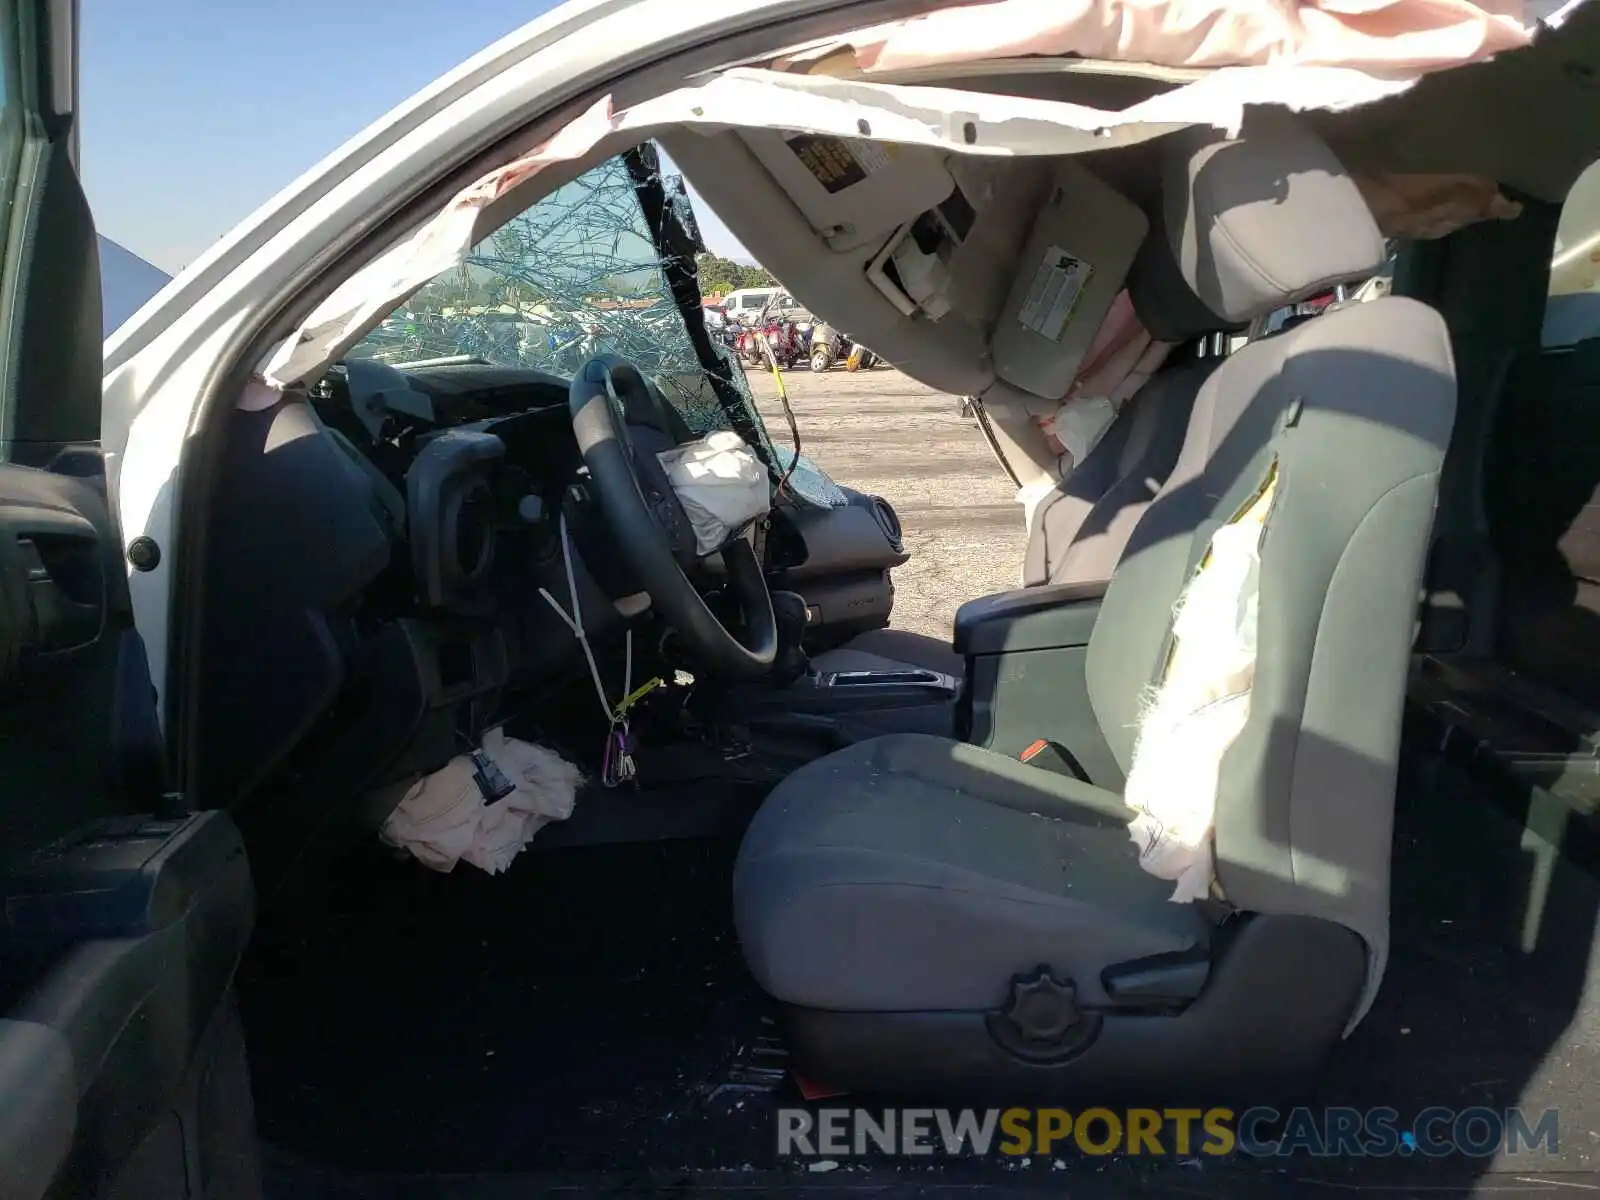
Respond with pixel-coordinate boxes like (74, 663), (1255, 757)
(568, 354), (777, 681)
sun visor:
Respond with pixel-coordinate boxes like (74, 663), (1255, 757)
(860, 156), (1052, 326)
(992, 159), (1149, 399)
(738, 130), (956, 253)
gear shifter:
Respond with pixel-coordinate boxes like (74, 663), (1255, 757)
(768, 590), (812, 686)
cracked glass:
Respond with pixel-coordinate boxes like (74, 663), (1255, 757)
(346, 153), (846, 508)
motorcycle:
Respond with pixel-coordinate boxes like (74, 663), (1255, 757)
(702, 305), (741, 353)
(809, 320), (881, 371)
(844, 343), (880, 371)
(737, 317), (802, 369)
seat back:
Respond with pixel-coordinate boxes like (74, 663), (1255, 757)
(1083, 112), (1456, 1006)
(1020, 207), (1236, 589)
(1027, 357), (1218, 586)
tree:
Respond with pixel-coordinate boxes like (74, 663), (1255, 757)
(695, 251), (775, 296)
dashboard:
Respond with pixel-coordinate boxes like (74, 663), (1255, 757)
(196, 352), (907, 825)
(317, 358), (586, 611)
(195, 355), (632, 812)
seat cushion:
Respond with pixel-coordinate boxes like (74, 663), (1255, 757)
(810, 628), (963, 676)
(734, 733), (1212, 1013)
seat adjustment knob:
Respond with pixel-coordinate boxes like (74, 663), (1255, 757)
(1005, 966), (1082, 1042)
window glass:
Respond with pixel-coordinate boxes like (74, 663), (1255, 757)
(350, 156), (757, 443)
(345, 155), (848, 509)
(1544, 158), (1600, 347)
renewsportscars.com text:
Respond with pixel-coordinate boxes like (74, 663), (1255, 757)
(778, 1107), (1560, 1159)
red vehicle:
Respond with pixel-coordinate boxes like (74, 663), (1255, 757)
(736, 316), (802, 369)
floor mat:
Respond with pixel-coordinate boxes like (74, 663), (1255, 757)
(240, 836), (777, 1173)
(1311, 741), (1600, 1177)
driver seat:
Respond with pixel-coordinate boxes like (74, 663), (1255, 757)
(733, 112), (1457, 1100)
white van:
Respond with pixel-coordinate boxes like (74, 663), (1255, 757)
(722, 286), (791, 322)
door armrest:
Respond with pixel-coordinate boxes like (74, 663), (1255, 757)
(954, 580), (1109, 656)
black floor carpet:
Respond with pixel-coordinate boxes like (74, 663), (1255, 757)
(239, 834), (775, 1174)
(240, 740), (1600, 1190)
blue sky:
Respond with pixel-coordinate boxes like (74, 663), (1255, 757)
(82, 0), (751, 273)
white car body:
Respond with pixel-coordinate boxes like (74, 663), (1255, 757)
(102, 0), (855, 724)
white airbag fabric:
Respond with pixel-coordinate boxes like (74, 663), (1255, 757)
(380, 728), (581, 874)
(658, 430), (771, 555)
(1045, 395), (1121, 467)
(1124, 473), (1274, 903)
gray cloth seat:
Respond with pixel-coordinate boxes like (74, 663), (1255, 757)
(734, 111), (1458, 1099)
(737, 733), (1210, 1013)
(1022, 356), (1216, 588)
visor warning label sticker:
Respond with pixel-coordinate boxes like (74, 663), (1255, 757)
(1018, 246), (1094, 342)
(786, 135), (892, 194)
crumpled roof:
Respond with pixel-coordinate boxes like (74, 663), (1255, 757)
(765, 0), (1543, 78)
(259, 0), (1573, 408)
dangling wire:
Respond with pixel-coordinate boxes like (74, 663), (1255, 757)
(538, 513), (633, 786)
(538, 511), (665, 788)
(754, 323), (803, 502)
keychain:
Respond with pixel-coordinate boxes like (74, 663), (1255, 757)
(599, 676), (662, 787)
(602, 719), (638, 787)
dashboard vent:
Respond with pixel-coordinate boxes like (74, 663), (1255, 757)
(871, 496), (903, 553)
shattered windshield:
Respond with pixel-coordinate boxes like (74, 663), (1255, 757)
(343, 154), (847, 500)
(349, 156), (694, 381)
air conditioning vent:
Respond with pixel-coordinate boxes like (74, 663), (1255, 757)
(871, 496), (903, 553)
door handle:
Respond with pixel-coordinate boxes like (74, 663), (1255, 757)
(0, 473), (114, 679)
(18, 532), (104, 652)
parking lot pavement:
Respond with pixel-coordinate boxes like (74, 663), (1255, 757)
(745, 365), (1026, 641)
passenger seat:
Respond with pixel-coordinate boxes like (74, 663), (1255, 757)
(1022, 356), (1218, 587)
(810, 207), (1237, 676)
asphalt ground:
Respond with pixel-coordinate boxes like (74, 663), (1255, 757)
(747, 365), (1026, 640)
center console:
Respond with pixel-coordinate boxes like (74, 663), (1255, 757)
(733, 659), (961, 753)
(729, 578), (1124, 770)
(787, 662), (960, 711)
(953, 577), (1124, 786)
(725, 593), (962, 758)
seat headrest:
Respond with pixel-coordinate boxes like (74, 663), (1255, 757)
(1160, 109), (1385, 324)
(1126, 193), (1239, 345)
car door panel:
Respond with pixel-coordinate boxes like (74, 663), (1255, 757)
(0, 1018), (74, 1200)
(0, 485), (262, 1200)
(2, 813), (257, 1200)
(0, 3), (264, 1197)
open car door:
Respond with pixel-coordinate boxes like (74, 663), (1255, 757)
(0, 3), (260, 1197)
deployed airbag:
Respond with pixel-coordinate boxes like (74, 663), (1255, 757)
(1124, 467), (1276, 903)
(769, 0), (1541, 77)
(379, 728), (581, 874)
(658, 430), (771, 555)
